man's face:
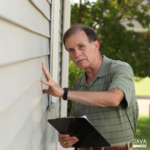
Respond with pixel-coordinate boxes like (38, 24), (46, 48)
(65, 31), (99, 70)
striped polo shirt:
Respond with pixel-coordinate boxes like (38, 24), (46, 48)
(70, 55), (139, 144)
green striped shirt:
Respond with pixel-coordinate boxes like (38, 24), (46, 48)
(70, 55), (139, 144)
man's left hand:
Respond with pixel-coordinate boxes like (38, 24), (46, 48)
(59, 134), (79, 148)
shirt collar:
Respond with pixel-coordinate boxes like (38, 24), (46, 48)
(96, 55), (112, 77)
(80, 55), (112, 86)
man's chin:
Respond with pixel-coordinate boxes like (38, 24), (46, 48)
(76, 65), (87, 70)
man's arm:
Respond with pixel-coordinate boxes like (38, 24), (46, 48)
(67, 88), (124, 107)
(41, 63), (124, 107)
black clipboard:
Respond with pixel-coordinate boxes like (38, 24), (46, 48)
(48, 118), (110, 148)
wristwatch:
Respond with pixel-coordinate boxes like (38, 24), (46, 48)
(63, 88), (70, 100)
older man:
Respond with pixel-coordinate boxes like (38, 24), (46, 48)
(41, 24), (139, 150)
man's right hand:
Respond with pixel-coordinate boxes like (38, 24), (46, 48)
(58, 134), (79, 148)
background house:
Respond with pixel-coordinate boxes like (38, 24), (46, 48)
(120, 0), (150, 33)
(0, 0), (71, 150)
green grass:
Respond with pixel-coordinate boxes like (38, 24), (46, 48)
(134, 77), (150, 97)
(133, 115), (150, 150)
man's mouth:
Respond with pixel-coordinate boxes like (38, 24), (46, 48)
(77, 59), (85, 63)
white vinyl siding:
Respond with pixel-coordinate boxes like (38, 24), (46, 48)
(0, 0), (50, 37)
(0, 0), (64, 150)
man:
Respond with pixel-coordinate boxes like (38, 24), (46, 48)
(41, 24), (139, 150)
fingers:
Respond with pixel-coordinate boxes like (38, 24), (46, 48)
(60, 139), (78, 148)
(59, 134), (69, 138)
(41, 79), (50, 86)
(43, 89), (49, 93)
(42, 62), (51, 80)
(58, 134), (79, 148)
(63, 137), (78, 144)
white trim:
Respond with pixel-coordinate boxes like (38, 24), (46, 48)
(50, 0), (60, 106)
(60, 0), (70, 117)
(57, 0), (74, 150)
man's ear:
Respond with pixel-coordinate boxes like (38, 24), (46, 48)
(94, 40), (100, 51)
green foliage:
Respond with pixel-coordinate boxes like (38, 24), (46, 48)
(68, 58), (84, 116)
(71, 0), (150, 78)
(68, 58), (84, 89)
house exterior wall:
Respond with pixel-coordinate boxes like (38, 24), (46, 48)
(0, 0), (70, 150)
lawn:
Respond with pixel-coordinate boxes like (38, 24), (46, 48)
(133, 115), (150, 150)
(134, 77), (150, 97)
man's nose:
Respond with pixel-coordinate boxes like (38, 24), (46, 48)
(74, 49), (81, 57)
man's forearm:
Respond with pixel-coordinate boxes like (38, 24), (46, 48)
(41, 63), (124, 107)
(67, 88), (124, 107)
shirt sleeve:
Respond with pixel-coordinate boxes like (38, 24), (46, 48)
(108, 65), (134, 109)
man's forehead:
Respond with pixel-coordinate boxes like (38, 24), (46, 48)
(65, 31), (89, 48)
(71, 31), (87, 38)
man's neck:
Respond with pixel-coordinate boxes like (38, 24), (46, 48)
(85, 55), (103, 85)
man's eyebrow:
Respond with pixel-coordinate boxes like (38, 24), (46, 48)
(67, 43), (85, 50)
(77, 43), (84, 45)
(67, 48), (74, 51)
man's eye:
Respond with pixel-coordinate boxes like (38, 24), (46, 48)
(69, 49), (73, 52)
(79, 45), (84, 48)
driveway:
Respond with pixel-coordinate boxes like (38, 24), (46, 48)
(137, 97), (150, 115)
